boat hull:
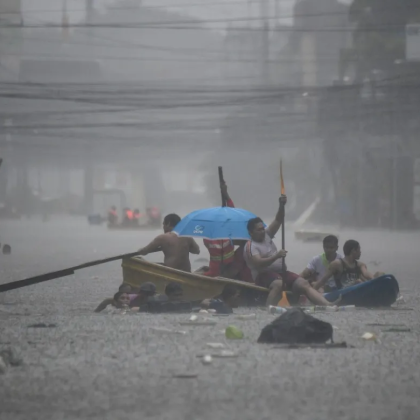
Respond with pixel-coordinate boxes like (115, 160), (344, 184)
(324, 275), (399, 307)
(122, 257), (268, 306)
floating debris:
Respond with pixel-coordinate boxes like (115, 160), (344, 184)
(172, 373), (198, 379)
(189, 315), (198, 322)
(225, 325), (244, 340)
(206, 343), (225, 349)
(361, 332), (377, 341)
(202, 355), (213, 365)
(382, 328), (411, 333)
(196, 351), (239, 358)
(27, 323), (57, 328)
(236, 313), (256, 320)
(273, 342), (349, 349)
(179, 321), (217, 326)
(150, 327), (187, 335)
(198, 310), (208, 314)
(366, 323), (406, 327)
(217, 350), (238, 358)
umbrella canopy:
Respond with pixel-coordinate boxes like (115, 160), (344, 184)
(173, 207), (264, 240)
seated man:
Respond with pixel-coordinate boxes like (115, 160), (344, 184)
(313, 239), (381, 291)
(138, 213), (200, 272)
(244, 195), (338, 307)
(300, 235), (343, 292)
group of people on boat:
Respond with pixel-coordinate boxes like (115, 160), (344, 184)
(107, 206), (161, 228)
(104, 181), (384, 309)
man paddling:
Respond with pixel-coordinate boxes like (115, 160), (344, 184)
(244, 196), (338, 307)
(313, 239), (379, 291)
(138, 213), (200, 272)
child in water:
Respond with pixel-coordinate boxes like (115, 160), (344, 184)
(95, 284), (132, 313)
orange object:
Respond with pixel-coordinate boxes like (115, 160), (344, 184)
(280, 159), (285, 195)
(278, 291), (290, 307)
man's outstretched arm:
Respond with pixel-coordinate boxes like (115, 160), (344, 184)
(313, 260), (340, 290)
(138, 235), (163, 255)
(221, 182), (235, 208)
(266, 195), (287, 238)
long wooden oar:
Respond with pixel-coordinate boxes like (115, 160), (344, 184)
(280, 159), (286, 274)
(0, 251), (141, 293)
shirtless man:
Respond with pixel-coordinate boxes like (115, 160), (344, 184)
(313, 239), (378, 291)
(138, 213), (200, 272)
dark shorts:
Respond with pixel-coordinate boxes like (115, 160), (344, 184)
(256, 271), (300, 290)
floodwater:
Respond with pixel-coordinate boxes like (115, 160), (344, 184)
(0, 218), (419, 420)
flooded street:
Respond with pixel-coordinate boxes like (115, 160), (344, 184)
(1, 218), (419, 420)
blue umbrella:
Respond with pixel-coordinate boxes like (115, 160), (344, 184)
(173, 207), (264, 240)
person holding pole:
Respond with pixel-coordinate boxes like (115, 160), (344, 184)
(243, 161), (339, 307)
(202, 172), (235, 277)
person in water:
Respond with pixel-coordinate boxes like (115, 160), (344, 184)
(300, 235), (343, 292)
(95, 290), (131, 313)
(313, 239), (377, 291)
(243, 195), (339, 307)
(201, 285), (240, 314)
(138, 213), (200, 272)
(94, 284), (132, 313)
(130, 282), (158, 308)
(164, 282), (184, 301)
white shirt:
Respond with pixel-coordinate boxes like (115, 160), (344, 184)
(307, 252), (343, 288)
(244, 232), (287, 281)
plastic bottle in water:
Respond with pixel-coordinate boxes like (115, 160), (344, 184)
(305, 306), (337, 313)
(236, 313), (257, 320)
(336, 305), (356, 311)
(268, 305), (288, 314)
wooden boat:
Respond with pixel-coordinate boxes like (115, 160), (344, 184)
(122, 257), (269, 306)
(324, 275), (399, 307)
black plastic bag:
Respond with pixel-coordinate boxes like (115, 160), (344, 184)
(258, 307), (333, 344)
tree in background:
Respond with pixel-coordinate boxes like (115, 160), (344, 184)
(349, 0), (420, 80)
